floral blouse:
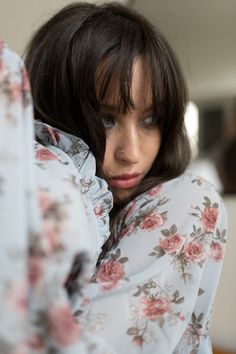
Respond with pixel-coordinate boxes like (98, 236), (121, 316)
(0, 43), (227, 354)
(76, 174), (227, 354)
(0, 41), (112, 354)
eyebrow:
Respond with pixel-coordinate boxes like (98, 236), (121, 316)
(100, 103), (153, 114)
(100, 103), (118, 112)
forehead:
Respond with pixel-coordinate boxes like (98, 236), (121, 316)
(96, 56), (152, 112)
(129, 58), (152, 109)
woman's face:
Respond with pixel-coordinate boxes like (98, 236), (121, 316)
(101, 58), (161, 201)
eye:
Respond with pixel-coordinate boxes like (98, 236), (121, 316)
(102, 115), (117, 129)
(141, 115), (155, 128)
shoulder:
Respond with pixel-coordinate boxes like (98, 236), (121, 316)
(117, 172), (226, 240)
(158, 172), (223, 208)
(164, 171), (218, 192)
(127, 171), (223, 214)
(155, 172), (227, 232)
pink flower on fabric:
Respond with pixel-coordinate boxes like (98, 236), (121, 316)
(42, 219), (60, 253)
(28, 333), (45, 350)
(140, 212), (164, 231)
(209, 242), (224, 262)
(202, 207), (218, 232)
(28, 256), (44, 288)
(22, 68), (30, 92)
(183, 242), (206, 263)
(96, 260), (125, 291)
(48, 303), (80, 346)
(124, 201), (136, 219)
(140, 296), (171, 319)
(148, 184), (162, 196)
(10, 343), (29, 354)
(8, 281), (28, 315)
(132, 336), (143, 347)
(159, 234), (185, 254)
(9, 81), (22, 102)
(35, 148), (57, 160)
(178, 313), (185, 321)
(82, 297), (90, 305)
(44, 126), (61, 144)
(184, 325), (203, 344)
(38, 189), (54, 214)
(119, 221), (136, 239)
(94, 203), (103, 217)
(0, 58), (8, 81)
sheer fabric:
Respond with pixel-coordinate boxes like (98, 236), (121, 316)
(0, 42), (112, 354)
(0, 43), (227, 354)
(77, 174), (227, 354)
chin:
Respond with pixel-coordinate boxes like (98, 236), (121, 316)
(113, 188), (134, 203)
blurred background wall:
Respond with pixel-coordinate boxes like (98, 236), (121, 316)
(1, 0), (235, 352)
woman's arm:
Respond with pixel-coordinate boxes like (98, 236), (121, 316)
(0, 42), (103, 354)
(77, 175), (227, 354)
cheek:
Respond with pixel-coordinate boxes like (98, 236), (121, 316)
(102, 136), (113, 173)
(146, 130), (161, 162)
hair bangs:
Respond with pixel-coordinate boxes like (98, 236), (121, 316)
(95, 21), (146, 114)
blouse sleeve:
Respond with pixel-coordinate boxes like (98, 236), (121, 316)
(173, 193), (228, 353)
(0, 41), (35, 352)
(0, 42), (107, 354)
(76, 176), (227, 354)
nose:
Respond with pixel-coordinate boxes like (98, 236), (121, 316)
(115, 127), (139, 164)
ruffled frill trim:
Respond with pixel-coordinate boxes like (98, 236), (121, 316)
(34, 121), (113, 253)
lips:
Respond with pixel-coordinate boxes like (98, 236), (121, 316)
(108, 174), (141, 189)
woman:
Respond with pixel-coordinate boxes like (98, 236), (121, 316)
(23, 2), (228, 353)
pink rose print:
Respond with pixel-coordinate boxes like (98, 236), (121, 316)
(96, 260), (125, 291)
(8, 281), (28, 315)
(82, 297), (90, 305)
(183, 242), (206, 263)
(36, 147), (57, 161)
(178, 313), (185, 321)
(44, 126), (61, 144)
(184, 325), (204, 345)
(48, 303), (80, 346)
(209, 242), (224, 262)
(132, 336), (143, 347)
(11, 343), (28, 354)
(124, 201), (136, 219)
(119, 221), (136, 239)
(148, 184), (162, 196)
(140, 211), (164, 231)
(42, 219), (60, 254)
(28, 256), (44, 288)
(94, 203), (103, 217)
(202, 207), (218, 232)
(38, 189), (54, 214)
(28, 333), (45, 350)
(0, 58), (8, 81)
(140, 296), (171, 319)
(159, 233), (185, 254)
(9, 81), (22, 102)
(22, 68), (30, 92)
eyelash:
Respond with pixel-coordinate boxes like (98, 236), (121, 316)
(102, 115), (117, 129)
(102, 115), (155, 129)
(141, 116), (155, 127)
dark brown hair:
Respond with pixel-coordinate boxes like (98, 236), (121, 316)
(24, 2), (191, 260)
